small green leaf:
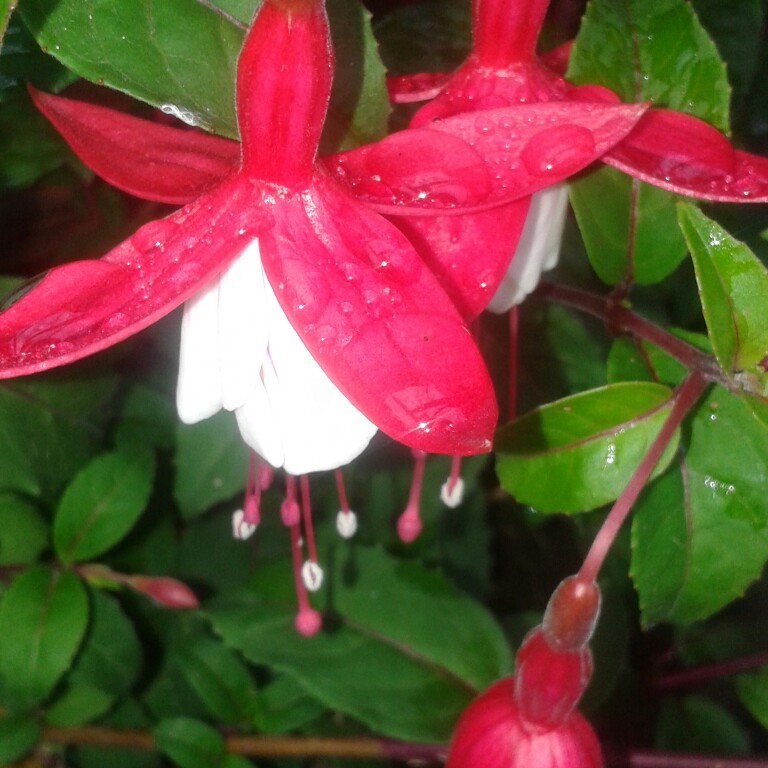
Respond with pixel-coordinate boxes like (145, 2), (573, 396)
(54, 449), (155, 564)
(678, 202), (768, 374)
(495, 382), (678, 513)
(736, 666), (768, 730)
(0, 565), (88, 710)
(0, 492), (49, 565)
(174, 412), (249, 520)
(0, 710), (40, 765)
(175, 636), (259, 727)
(632, 386), (768, 625)
(153, 717), (226, 768)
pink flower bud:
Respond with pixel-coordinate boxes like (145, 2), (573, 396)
(128, 576), (199, 609)
(446, 677), (602, 768)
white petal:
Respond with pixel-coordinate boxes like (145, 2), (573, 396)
(261, 282), (377, 475)
(487, 184), (569, 313)
(218, 240), (270, 411)
(176, 279), (224, 423)
(234, 359), (286, 470)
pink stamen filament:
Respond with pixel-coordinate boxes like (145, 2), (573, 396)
(242, 452), (262, 526)
(335, 468), (351, 515)
(289, 520), (321, 637)
(299, 474), (319, 566)
(281, 474), (300, 527)
(397, 450), (427, 543)
(447, 455), (462, 495)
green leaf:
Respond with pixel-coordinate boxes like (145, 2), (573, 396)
(0, 2), (16, 50)
(174, 412), (249, 520)
(67, 590), (142, 699)
(569, 167), (688, 285)
(0, 492), (49, 565)
(678, 202), (768, 374)
(736, 665), (768, 730)
(567, 0), (731, 285)
(54, 449), (156, 564)
(0, 92), (70, 190)
(153, 717), (226, 768)
(569, 0), (730, 130)
(175, 636), (259, 727)
(495, 382), (679, 513)
(330, 546), (511, 691)
(0, 565), (88, 710)
(0, 375), (118, 498)
(0, 710), (40, 765)
(655, 695), (751, 754)
(632, 386), (768, 625)
(44, 682), (114, 727)
(251, 676), (325, 734)
(206, 547), (510, 742)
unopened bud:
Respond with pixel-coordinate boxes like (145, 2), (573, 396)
(543, 576), (601, 652)
(129, 576), (199, 609)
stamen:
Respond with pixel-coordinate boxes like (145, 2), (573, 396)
(232, 452), (261, 540)
(290, 520), (321, 637)
(281, 474), (300, 526)
(299, 475), (319, 565)
(397, 449), (427, 543)
(335, 468), (358, 539)
(257, 462), (275, 491)
(301, 560), (324, 592)
(440, 455), (465, 508)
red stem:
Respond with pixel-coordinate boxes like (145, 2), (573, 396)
(653, 650), (768, 691)
(579, 371), (708, 583)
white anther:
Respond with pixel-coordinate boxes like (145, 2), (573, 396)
(336, 510), (358, 539)
(232, 509), (258, 540)
(440, 477), (465, 508)
(302, 560), (324, 592)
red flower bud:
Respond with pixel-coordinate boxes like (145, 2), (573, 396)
(128, 576), (199, 609)
(446, 677), (602, 768)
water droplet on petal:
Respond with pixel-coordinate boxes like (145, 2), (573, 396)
(520, 125), (596, 178)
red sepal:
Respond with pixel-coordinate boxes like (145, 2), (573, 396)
(29, 86), (239, 205)
(260, 173), (498, 455)
(604, 109), (768, 202)
(0, 174), (271, 377)
(329, 101), (648, 213)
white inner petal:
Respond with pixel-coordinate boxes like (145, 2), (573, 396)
(487, 184), (569, 313)
(254, 281), (377, 475)
(176, 277), (225, 423)
(218, 240), (269, 411)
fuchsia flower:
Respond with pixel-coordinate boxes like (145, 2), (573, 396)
(0, 0), (511, 474)
(447, 577), (603, 768)
(376, 0), (768, 316)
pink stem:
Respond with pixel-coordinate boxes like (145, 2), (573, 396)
(579, 372), (708, 583)
(654, 650), (768, 691)
(509, 305), (519, 420)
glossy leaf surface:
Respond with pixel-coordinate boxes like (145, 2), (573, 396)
(678, 202), (768, 375)
(631, 386), (768, 625)
(495, 382), (678, 513)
